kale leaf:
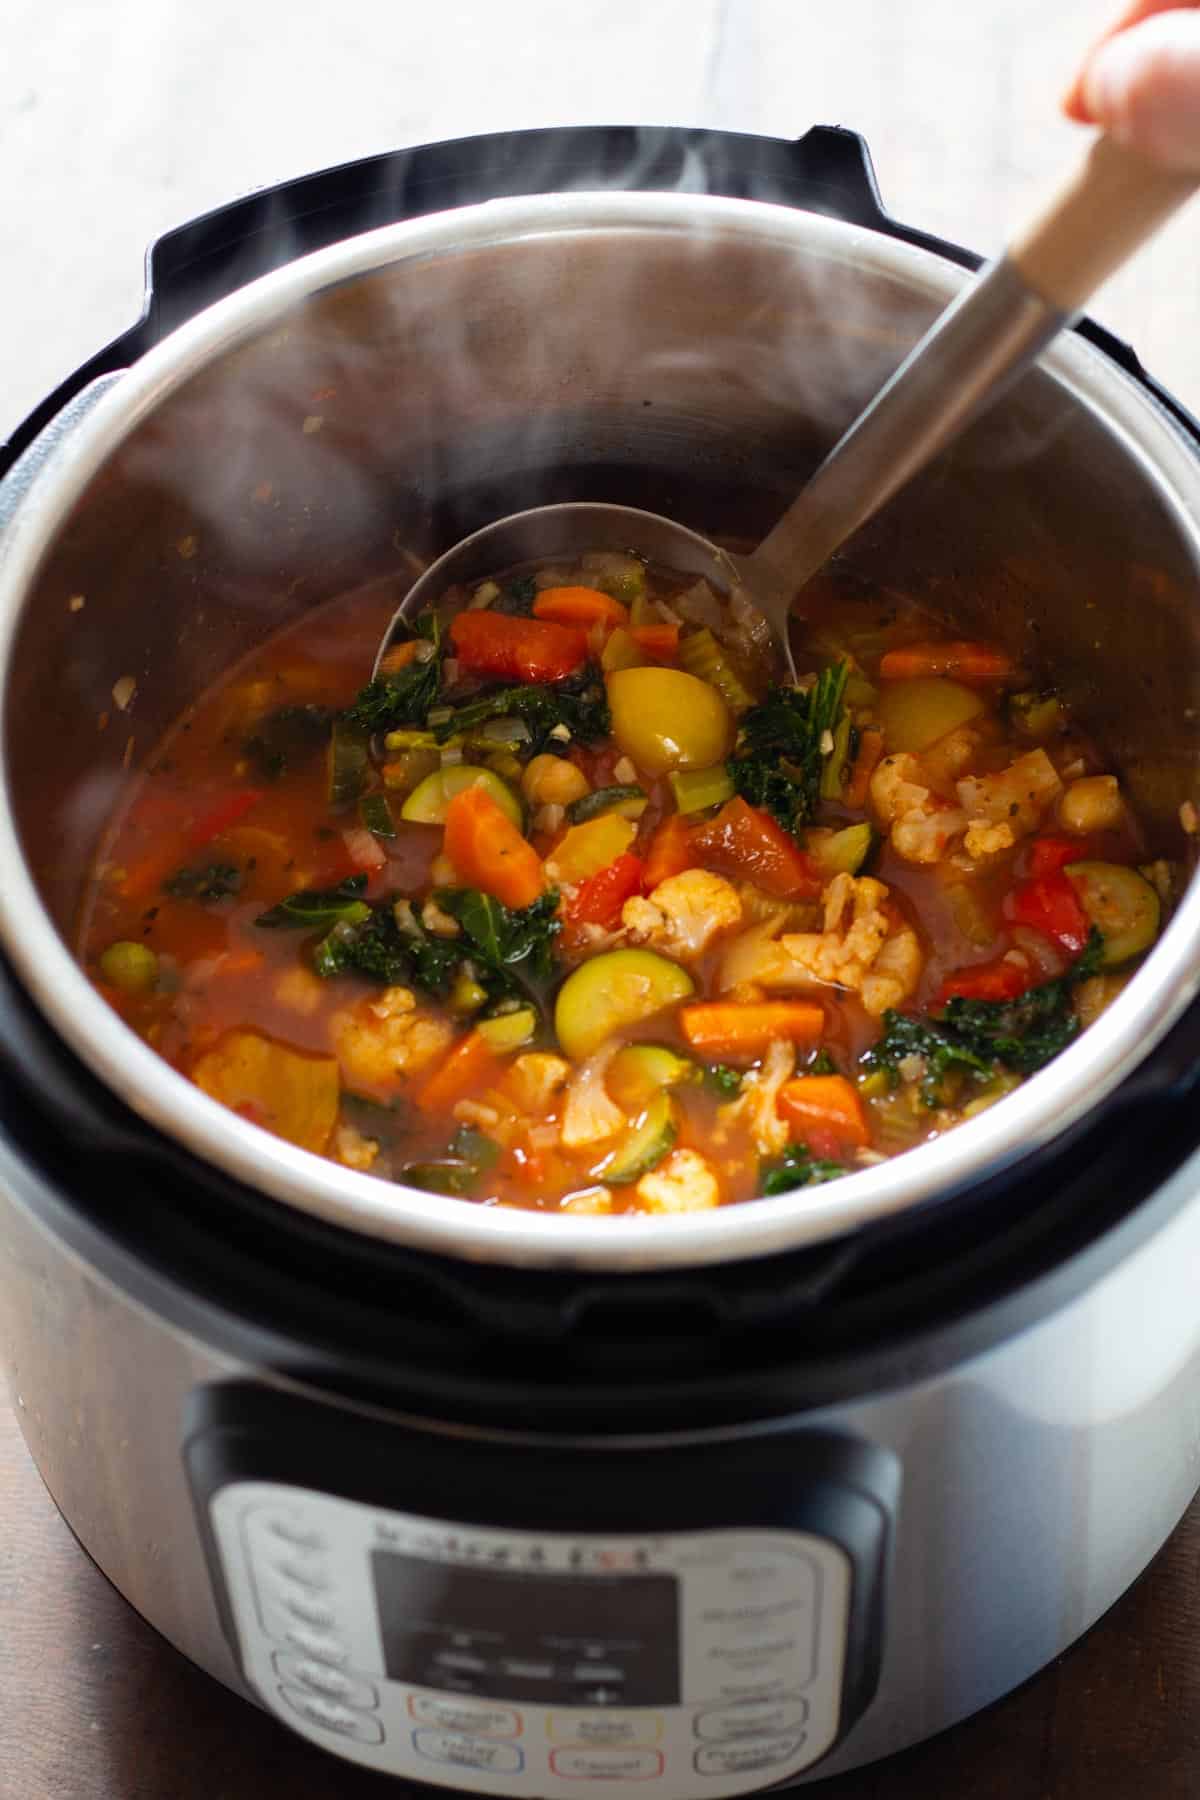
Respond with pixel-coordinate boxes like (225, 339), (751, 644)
(864, 931), (1104, 1104)
(243, 703), (332, 781)
(760, 1142), (846, 1195)
(728, 661), (849, 837)
(254, 875), (369, 930)
(164, 862), (243, 901)
(311, 905), (425, 985)
(432, 668), (610, 755)
(341, 611), (442, 733)
(435, 887), (562, 1006)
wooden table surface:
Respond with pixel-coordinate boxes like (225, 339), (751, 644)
(3, 1392), (1199, 1800)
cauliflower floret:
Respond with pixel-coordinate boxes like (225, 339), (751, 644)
(963, 819), (1016, 860)
(561, 1045), (627, 1150)
(331, 986), (454, 1091)
(333, 1123), (380, 1171)
(502, 1053), (571, 1115)
(635, 1148), (722, 1214)
(561, 1185), (614, 1216)
(621, 870), (742, 958)
(956, 748), (1062, 838)
(768, 873), (923, 1018)
(870, 753), (967, 864)
(713, 1039), (794, 1157)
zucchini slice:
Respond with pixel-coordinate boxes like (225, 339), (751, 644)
(1065, 861), (1160, 967)
(595, 1092), (677, 1185)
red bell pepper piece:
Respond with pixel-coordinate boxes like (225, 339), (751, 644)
(1027, 835), (1082, 879)
(566, 852), (644, 931)
(187, 788), (264, 848)
(690, 797), (822, 899)
(450, 611), (588, 684)
(938, 957), (1034, 1006)
(1003, 872), (1091, 955)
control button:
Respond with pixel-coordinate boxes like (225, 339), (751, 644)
(550, 1748), (664, 1780)
(279, 1624), (350, 1665)
(278, 1686), (385, 1745)
(571, 1664), (624, 1683)
(502, 1658), (555, 1680)
(434, 1650), (488, 1674)
(274, 1588), (338, 1631)
(408, 1695), (521, 1738)
(694, 1734), (807, 1778)
(272, 1553), (332, 1592)
(549, 1714), (662, 1747)
(263, 1516), (329, 1553)
(695, 1698), (809, 1741)
(412, 1728), (524, 1773)
(271, 1653), (379, 1710)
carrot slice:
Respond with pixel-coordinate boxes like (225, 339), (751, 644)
(442, 783), (546, 910)
(377, 640), (422, 675)
(777, 1074), (869, 1149)
(629, 623), (680, 658)
(450, 611), (589, 684)
(643, 815), (695, 888)
(679, 1001), (825, 1059)
(879, 641), (1015, 683)
(533, 585), (629, 628)
(414, 1028), (501, 1113)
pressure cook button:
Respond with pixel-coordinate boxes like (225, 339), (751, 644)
(271, 1653), (379, 1710)
(279, 1685), (385, 1744)
(550, 1748), (665, 1780)
(693, 1734), (807, 1778)
(412, 1728), (524, 1774)
(695, 1698), (809, 1741)
(281, 1625), (350, 1665)
(408, 1695), (521, 1737)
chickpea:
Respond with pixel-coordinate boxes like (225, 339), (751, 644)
(1059, 774), (1123, 835)
(521, 753), (589, 809)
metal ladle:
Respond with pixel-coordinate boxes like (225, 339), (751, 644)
(377, 138), (1198, 683)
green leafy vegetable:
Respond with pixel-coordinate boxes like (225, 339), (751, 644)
(164, 862), (243, 901)
(728, 661), (849, 837)
(493, 575), (537, 617)
(448, 1124), (501, 1170)
(254, 876), (369, 930)
(434, 887), (562, 1007)
(341, 612), (442, 733)
(864, 931), (1104, 1104)
(243, 704), (331, 781)
(760, 1142), (846, 1195)
(808, 1047), (840, 1076)
(433, 669), (610, 756)
(705, 1063), (744, 1098)
(327, 717), (370, 809)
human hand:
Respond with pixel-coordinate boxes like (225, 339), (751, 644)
(1064, 2), (1200, 169)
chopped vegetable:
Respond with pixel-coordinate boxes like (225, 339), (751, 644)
(401, 764), (523, 829)
(877, 676), (985, 753)
(777, 1074), (869, 1150)
(629, 623), (681, 659)
(669, 765), (735, 816)
(327, 718), (370, 810)
(359, 792), (397, 838)
(164, 862), (243, 901)
(704, 1063), (743, 1098)
(523, 754), (590, 810)
(192, 1031), (339, 1153)
(565, 851), (645, 931)
(450, 611), (589, 684)
(1009, 689), (1064, 742)
(727, 663), (849, 837)
(477, 1007), (538, 1052)
(879, 641), (1015, 683)
(342, 612), (442, 732)
(442, 784), (545, 910)
(677, 627), (756, 712)
(98, 940), (159, 993)
(1003, 871), (1091, 955)
(606, 667), (734, 775)
(819, 712), (854, 801)
(690, 796), (821, 898)
(1064, 861), (1160, 967)
(760, 1142), (846, 1194)
(844, 726), (885, 811)
(255, 875), (370, 931)
(601, 628), (646, 673)
(679, 1000), (824, 1059)
(1059, 775), (1124, 836)
(414, 1028), (501, 1113)
(187, 789), (265, 849)
(435, 887), (561, 1010)
(548, 814), (639, 884)
(244, 703), (331, 781)
(606, 1043), (695, 1111)
(568, 785), (648, 824)
(554, 948), (695, 1062)
(434, 672), (610, 755)
(938, 958), (1034, 1004)
(533, 585), (629, 628)
(1027, 836), (1083, 878)
(809, 822), (875, 879)
(595, 1092), (678, 1184)
(643, 815), (695, 887)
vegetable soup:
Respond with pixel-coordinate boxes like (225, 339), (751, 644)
(79, 552), (1169, 1214)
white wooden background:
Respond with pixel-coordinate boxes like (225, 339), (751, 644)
(3, 0), (1199, 438)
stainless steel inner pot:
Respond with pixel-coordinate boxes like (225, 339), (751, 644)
(3, 191), (1200, 1272)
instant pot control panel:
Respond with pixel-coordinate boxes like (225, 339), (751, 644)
(186, 1386), (897, 1796)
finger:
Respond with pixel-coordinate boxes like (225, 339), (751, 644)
(1078, 10), (1200, 166)
(1063, 0), (1200, 119)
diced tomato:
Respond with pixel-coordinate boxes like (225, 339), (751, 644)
(642, 814), (695, 888)
(690, 796), (822, 899)
(450, 611), (588, 684)
(1003, 872), (1091, 955)
(187, 788), (264, 848)
(1026, 835), (1084, 879)
(566, 852), (644, 932)
(937, 957), (1034, 1005)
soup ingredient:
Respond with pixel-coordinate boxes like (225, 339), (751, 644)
(595, 1092), (678, 1183)
(414, 1026), (502, 1112)
(533, 585), (628, 628)
(436, 888), (562, 1009)
(677, 627), (757, 713)
(565, 852), (645, 932)
(98, 939), (159, 993)
(620, 869), (742, 959)
(727, 662), (849, 836)
(569, 785), (647, 824)
(689, 797), (820, 898)
(343, 613), (442, 731)
(192, 1031), (339, 1154)
(327, 717), (370, 809)
(760, 1141), (846, 1194)
(607, 1043), (696, 1111)
(1059, 774), (1125, 834)
(606, 667), (734, 774)
(777, 1074), (870, 1151)
(164, 862), (244, 901)
(256, 876), (371, 931)
(434, 671), (610, 754)
(442, 784), (545, 909)
(1064, 861), (1161, 966)
(401, 764), (523, 829)
(547, 815), (639, 885)
(877, 676), (985, 753)
(631, 1146), (721, 1213)
(450, 610), (588, 684)
(555, 948), (695, 1061)
(669, 766), (736, 816)
(521, 754), (590, 810)
(878, 640), (1015, 682)
(679, 1001), (825, 1059)
(244, 703), (332, 781)
(643, 815), (696, 887)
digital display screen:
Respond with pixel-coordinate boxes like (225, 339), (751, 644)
(370, 1551), (680, 1705)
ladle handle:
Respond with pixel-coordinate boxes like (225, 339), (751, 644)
(745, 133), (1200, 600)
(1010, 133), (1199, 314)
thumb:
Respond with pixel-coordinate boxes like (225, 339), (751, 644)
(1082, 10), (1200, 168)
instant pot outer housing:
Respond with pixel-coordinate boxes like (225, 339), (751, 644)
(1, 127), (1200, 1794)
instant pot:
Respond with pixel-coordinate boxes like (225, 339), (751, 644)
(3, 125), (1200, 1795)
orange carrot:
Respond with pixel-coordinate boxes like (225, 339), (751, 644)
(679, 1001), (825, 1059)
(844, 726), (885, 810)
(777, 1075), (869, 1148)
(533, 585), (629, 628)
(643, 814), (695, 888)
(377, 640), (422, 675)
(414, 1029), (501, 1113)
(629, 623), (680, 658)
(879, 641), (1015, 683)
(442, 784), (546, 910)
